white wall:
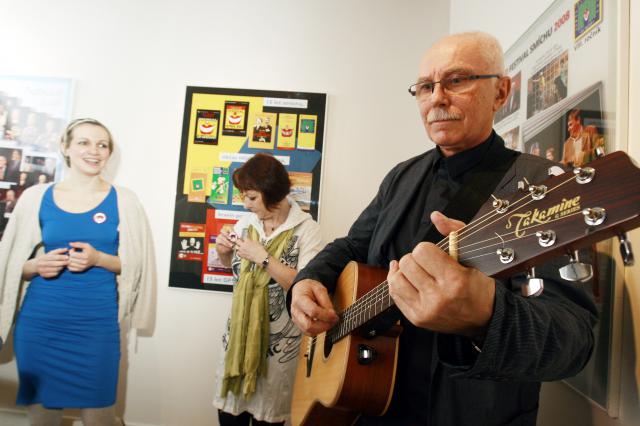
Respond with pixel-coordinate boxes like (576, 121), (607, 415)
(0, 1), (449, 425)
(451, 1), (640, 425)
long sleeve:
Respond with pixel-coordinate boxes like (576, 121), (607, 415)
(115, 186), (157, 335)
(0, 185), (47, 347)
(129, 199), (157, 333)
(438, 254), (597, 382)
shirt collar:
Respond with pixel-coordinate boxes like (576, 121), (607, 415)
(434, 131), (499, 179)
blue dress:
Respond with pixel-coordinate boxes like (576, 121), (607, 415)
(14, 185), (120, 408)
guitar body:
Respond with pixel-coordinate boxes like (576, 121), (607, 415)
(291, 262), (401, 426)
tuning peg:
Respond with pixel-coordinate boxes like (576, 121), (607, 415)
(559, 251), (593, 282)
(491, 195), (509, 213)
(528, 184), (547, 200)
(536, 230), (556, 247)
(522, 267), (544, 297)
(574, 167), (595, 184)
(582, 207), (606, 226)
(619, 233), (634, 266)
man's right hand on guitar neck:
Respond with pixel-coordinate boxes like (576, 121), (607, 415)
(290, 279), (339, 336)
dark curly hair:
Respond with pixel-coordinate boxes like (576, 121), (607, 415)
(232, 153), (291, 210)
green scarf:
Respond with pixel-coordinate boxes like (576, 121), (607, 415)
(221, 225), (294, 398)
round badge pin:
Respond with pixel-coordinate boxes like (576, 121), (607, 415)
(93, 212), (107, 224)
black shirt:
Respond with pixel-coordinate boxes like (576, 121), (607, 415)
(366, 133), (500, 425)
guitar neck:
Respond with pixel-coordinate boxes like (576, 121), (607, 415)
(329, 280), (395, 343)
(327, 151), (640, 342)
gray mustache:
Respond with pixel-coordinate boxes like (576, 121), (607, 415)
(427, 109), (461, 123)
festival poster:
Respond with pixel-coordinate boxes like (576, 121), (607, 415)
(288, 171), (312, 212)
(187, 171), (208, 203)
(210, 167), (230, 204)
(176, 222), (206, 261)
(491, 0), (620, 414)
(276, 113), (297, 150)
(248, 112), (277, 149)
(297, 114), (317, 150)
(193, 109), (220, 145)
(222, 101), (249, 136)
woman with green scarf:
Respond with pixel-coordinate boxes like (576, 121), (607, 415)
(213, 153), (324, 426)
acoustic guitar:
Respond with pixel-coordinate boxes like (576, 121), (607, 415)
(291, 151), (640, 426)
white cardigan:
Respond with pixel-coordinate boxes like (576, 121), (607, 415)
(0, 183), (156, 348)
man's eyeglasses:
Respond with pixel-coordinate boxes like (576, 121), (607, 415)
(408, 74), (501, 97)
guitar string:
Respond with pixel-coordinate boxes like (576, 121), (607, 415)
(454, 210), (583, 258)
(439, 173), (578, 249)
(339, 207), (583, 326)
(337, 174), (579, 324)
(438, 174), (578, 252)
(323, 173), (582, 338)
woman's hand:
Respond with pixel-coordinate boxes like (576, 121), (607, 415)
(235, 238), (268, 264)
(34, 247), (70, 278)
(215, 231), (236, 256)
(67, 242), (101, 272)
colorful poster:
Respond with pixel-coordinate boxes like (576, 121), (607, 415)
(222, 101), (249, 136)
(176, 222), (206, 262)
(188, 171), (208, 203)
(248, 112), (277, 149)
(277, 113), (297, 150)
(171, 87), (326, 293)
(297, 114), (317, 150)
(288, 171), (312, 212)
(194, 109), (220, 145)
(210, 167), (230, 204)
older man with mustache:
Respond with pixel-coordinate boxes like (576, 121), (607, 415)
(289, 32), (596, 425)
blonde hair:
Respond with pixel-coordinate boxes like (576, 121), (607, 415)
(60, 118), (114, 167)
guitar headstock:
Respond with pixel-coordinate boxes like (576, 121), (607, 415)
(454, 151), (640, 279)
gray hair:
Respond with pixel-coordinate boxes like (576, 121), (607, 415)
(445, 31), (505, 74)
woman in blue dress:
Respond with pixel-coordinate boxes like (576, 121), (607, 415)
(0, 118), (156, 426)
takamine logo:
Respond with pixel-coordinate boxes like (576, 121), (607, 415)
(506, 196), (581, 237)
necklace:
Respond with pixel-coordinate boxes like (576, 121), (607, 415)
(263, 218), (279, 233)
(262, 203), (290, 233)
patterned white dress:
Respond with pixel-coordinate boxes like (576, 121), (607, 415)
(213, 199), (323, 423)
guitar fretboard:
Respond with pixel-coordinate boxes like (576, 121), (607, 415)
(328, 280), (396, 343)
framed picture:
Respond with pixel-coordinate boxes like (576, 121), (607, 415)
(169, 86), (327, 292)
(494, 0), (623, 416)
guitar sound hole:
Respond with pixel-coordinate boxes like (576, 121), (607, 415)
(323, 333), (334, 358)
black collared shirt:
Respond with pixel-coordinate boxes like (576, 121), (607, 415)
(392, 133), (498, 261)
(369, 132), (501, 425)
